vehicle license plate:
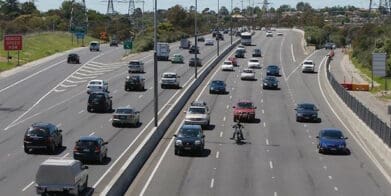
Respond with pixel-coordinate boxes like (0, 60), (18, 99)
(184, 147), (191, 150)
(83, 149), (90, 152)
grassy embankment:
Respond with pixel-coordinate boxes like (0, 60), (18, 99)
(0, 32), (95, 72)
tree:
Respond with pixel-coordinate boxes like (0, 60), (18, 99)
(202, 8), (209, 14)
(20, 2), (38, 15)
(277, 4), (292, 13)
(1, 0), (20, 19)
(232, 7), (241, 14)
(219, 6), (229, 16)
(296, 2), (312, 12)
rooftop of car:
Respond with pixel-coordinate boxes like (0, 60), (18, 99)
(31, 122), (52, 128)
(79, 135), (101, 141)
(181, 124), (202, 130)
(41, 158), (79, 166)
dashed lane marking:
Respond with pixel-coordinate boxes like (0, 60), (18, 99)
(210, 178), (215, 188)
(220, 131), (223, 137)
(266, 139), (269, 145)
(216, 151), (220, 159)
(269, 161), (274, 169)
(78, 110), (84, 114)
(89, 132), (95, 136)
(223, 117), (226, 122)
(22, 181), (35, 192)
(334, 187), (338, 191)
(328, 176), (333, 180)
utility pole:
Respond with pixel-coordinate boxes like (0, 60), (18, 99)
(217, 0), (220, 56)
(194, 0), (198, 79)
(230, 0), (233, 45)
(153, 0), (158, 127)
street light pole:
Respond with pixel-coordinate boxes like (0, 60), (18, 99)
(194, 0), (198, 79)
(230, 0), (233, 45)
(153, 0), (158, 127)
(217, 0), (220, 56)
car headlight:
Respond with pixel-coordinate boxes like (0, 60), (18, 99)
(338, 144), (345, 148)
(312, 114), (317, 117)
(175, 140), (182, 146)
(195, 140), (201, 145)
(264, 83), (268, 85)
(297, 113), (303, 116)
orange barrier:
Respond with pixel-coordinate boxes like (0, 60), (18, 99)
(341, 83), (353, 90)
(351, 83), (370, 91)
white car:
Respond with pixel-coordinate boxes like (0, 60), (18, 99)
(87, 79), (108, 94)
(184, 101), (210, 127)
(128, 60), (144, 73)
(266, 32), (273, 37)
(247, 58), (261, 69)
(237, 45), (246, 52)
(277, 32), (283, 36)
(205, 39), (214, 46)
(240, 68), (256, 80)
(221, 60), (234, 71)
(161, 72), (180, 88)
(302, 59), (315, 73)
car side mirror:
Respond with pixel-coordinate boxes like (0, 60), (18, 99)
(254, 107), (257, 109)
(345, 137), (348, 139)
(183, 110), (187, 113)
(232, 106), (236, 108)
(177, 76), (181, 78)
(58, 129), (62, 132)
(110, 96), (113, 99)
(294, 108), (297, 110)
(81, 165), (88, 170)
(316, 136), (319, 139)
(202, 135), (205, 138)
(103, 142), (108, 145)
(173, 134), (177, 137)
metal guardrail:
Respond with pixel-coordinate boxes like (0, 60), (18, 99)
(326, 56), (391, 147)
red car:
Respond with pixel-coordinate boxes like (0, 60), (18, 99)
(233, 100), (257, 122)
(228, 56), (238, 66)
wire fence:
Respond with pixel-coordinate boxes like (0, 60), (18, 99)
(325, 56), (391, 147)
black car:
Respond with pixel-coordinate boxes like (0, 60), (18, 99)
(110, 40), (119, 47)
(216, 33), (224, 40)
(87, 91), (113, 112)
(189, 45), (200, 54)
(197, 36), (205, 42)
(235, 49), (245, 58)
(67, 53), (80, 64)
(324, 42), (335, 50)
(189, 57), (202, 67)
(23, 122), (63, 154)
(262, 76), (279, 89)
(73, 136), (108, 163)
(252, 48), (262, 57)
(174, 124), (205, 155)
(209, 80), (226, 94)
(125, 75), (145, 91)
(295, 103), (320, 122)
(266, 65), (280, 76)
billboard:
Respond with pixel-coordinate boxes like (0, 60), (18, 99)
(372, 53), (387, 77)
(3, 34), (23, 51)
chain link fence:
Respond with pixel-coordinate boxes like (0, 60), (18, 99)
(326, 56), (391, 147)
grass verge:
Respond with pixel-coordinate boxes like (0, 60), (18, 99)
(0, 31), (96, 72)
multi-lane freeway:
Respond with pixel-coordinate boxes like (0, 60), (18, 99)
(0, 32), (238, 195)
(1, 29), (391, 196)
(126, 30), (391, 196)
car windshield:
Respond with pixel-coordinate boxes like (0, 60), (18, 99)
(254, 49), (260, 52)
(90, 93), (105, 100)
(237, 102), (253, 108)
(129, 61), (141, 66)
(299, 104), (316, 110)
(265, 76), (277, 82)
(188, 107), (206, 114)
(179, 128), (201, 138)
(27, 128), (48, 137)
(249, 59), (259, 63)
(77, 140), (97, 148)
(321, 130), (344, 139)
(243, 69), (253, 73)
(268, 65), (278, 70)
(90, 43), (98, 46)
(89, 81), (102, 85)
(163, 74), (176, 78)
(212, 81), (224, 85)
(115, 108), (133, 114)
(304, 61), (313, 65)
(224, 61), (232, 65)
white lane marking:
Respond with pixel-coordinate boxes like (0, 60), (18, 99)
(223, 117), (226, 122)
(269, 161), (274, 169)
(308, 135), (312, 139)
(263, 122), (266, 127)
(304, 124), (307, 127)
(53, 88), (66, 93)
(334, 187), (338, 191)
(59, 83), (77, 88)
(266, 139), (269, 145)
(113, 89), (118, 94)
(78, 110), (84, 114)
(262, 109), (264, 114)
(210, 178), (215, 188)
(108, 118), (112, 122)
(318, 56), (391, 184)
(56, 123), (62, 127)
(226, 105), (229, 109)
(328, 176), (333, 180)
(89, 132), (95, 136)
(65, 79), (87, 84)
(261, 99), (263, 103)
(138, 43), (240, 195)
(22, 181), (35, 191)
(62, 152), (69, 158)
(220, 131), (223, 137)
(312, 141), (315, 144)
(286, 50), (318, 81)
(323, 165), (327, 170)
(149, 86), (153, 90)
(138, 95), (144, 99)
(274, 192), (278, 196)
(229, 95), (232, 99)
(0, 60), (66, 94)
(216, 151), (220, 159)
(232, 87), (235, 90)
(4, 53), (106, 131)
(291, 44), (296, 62)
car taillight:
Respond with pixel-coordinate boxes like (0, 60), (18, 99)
(113, 115), (119, 119)
(95, 146), (100, 152)
(73, 146), (79, 152)
(47, 137), (52, 144)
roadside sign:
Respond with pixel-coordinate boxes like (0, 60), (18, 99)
(124, 40), (132, 49)
(75, 32), (85, 39)
(3, 34), (23, 51)
(372, 53), (387, 77)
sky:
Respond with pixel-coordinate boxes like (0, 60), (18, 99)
(19, 0), (370, 14)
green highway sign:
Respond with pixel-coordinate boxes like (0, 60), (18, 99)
(124, 40), (132, 49)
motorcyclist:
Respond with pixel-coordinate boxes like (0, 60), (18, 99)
(230, 120), (244, 140)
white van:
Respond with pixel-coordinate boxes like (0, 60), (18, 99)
(35, 159), (88, 196)
(128, 60), (144, 73)
(86, 79), (109, 94)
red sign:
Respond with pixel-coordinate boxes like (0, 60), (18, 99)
(3, 35), (23, 51)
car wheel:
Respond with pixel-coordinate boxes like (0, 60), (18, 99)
(296, 117), (300, 122)
(98, 154), (103, 163)
(83, 176), (88, 191)
(318, 148), (323, 154)
(49, 144), (56, 154)
(174, 148), (180, 155)
(24, 147), (30, 154)
(87, 106), (91, 112)
(112, 122), (117, 127)
(58, 138), (63, 148)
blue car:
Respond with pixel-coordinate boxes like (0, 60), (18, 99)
(209, 80), (226, 94)
(266, 65), (280, 76)
(317, 128), (349, 154)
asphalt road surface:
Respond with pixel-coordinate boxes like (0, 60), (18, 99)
(0, 33), (238, 195)
(127, 30), (391, 196)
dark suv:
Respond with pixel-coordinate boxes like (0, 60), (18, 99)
(174, 125), (205, 155)
(125, 75), (145, 91)
(73, 136), (108, 163)
(87, 91), (113, 112)
(189, 45), (200, 54)
(67, 53), (80, 64)
(295, 103), (320, 122)
(23, 122), (63, 154)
